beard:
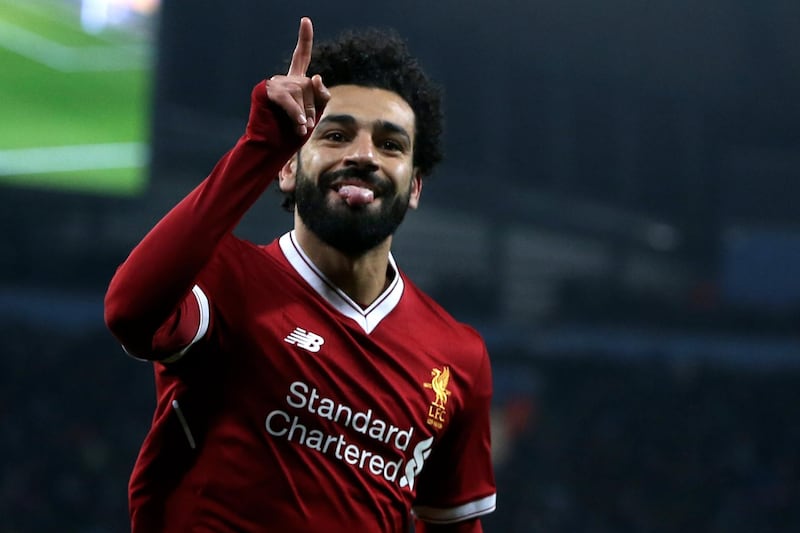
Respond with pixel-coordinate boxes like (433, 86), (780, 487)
(293, 160), (413, 256)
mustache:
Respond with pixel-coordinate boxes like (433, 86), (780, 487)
(318, 167), (393, 196)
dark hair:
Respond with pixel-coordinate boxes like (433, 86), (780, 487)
(306, 28), (444, 177)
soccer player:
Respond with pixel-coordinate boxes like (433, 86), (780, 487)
(104, 17), (496, 533)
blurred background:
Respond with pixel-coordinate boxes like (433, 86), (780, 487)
(1, 0), (799, 531)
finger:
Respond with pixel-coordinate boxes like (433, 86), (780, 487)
(296, 76), (327, 131)
(309, 75), (330, 125)
(287, 17), (313, 77)
(268, 81), (309, 136)
(301, 80), (317, 129)
(312, 74), (331, 109)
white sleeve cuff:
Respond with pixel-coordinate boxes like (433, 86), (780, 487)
(159, 284), (210, 363)
(412, 493), (497, 524)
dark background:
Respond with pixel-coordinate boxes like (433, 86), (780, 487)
(2, 1), (799, 531)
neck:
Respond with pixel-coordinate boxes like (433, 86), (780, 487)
(293, 220), (394, 307)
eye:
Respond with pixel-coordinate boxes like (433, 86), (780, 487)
(323, 131), (347, 142)
(381, 139), (404, 152)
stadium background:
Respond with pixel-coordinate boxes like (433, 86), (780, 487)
(1, 0), (799, 531)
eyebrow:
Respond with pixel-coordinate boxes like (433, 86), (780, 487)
(376, 120), (412, 144)
(318, 114), (357, 128)
(318, 114), (412, 144)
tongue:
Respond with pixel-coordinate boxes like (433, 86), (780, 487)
(338, 185), (375, 206)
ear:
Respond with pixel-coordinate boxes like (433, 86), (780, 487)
(408, 169), (423, 210)
(278, 155), (298, 192)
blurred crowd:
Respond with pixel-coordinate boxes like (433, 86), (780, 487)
(1, 320), (150, 533)
(484, 354), (800, 533)
(2, 320), (798, 532)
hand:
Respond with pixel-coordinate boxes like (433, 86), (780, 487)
(266, 17), (330, 137)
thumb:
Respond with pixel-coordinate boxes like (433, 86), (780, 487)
(312, 74), (331, 114)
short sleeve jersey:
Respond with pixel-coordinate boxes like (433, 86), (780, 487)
(128, 231), (496, 533)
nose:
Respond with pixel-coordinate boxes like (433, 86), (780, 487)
(344, 132), (378, 171)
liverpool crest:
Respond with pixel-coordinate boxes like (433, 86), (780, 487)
(423, 366), (452, 429)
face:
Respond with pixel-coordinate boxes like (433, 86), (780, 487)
(281, 85), (422, 256)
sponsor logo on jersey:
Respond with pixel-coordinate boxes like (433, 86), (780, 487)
(399, 436), (433, 490)
(264, 380), (432, 491)
(284, 327), (325, 353)
(423, 366), (452, 430)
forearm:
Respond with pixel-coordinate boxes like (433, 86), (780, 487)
(104, 82), (300, 354)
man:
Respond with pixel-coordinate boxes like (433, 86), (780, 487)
(105, 17), (496, 533)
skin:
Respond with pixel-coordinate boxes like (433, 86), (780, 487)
(265, 19), (483, 533)
(269, 18), (422, 308)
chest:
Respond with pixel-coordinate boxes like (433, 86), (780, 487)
(211, 284), (465, 456)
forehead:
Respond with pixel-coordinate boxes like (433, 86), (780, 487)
(321, 85), (415, 135)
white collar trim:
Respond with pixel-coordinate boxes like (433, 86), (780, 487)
(278, 231), (404, 334)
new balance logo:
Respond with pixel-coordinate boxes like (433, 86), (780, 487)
(284, 327), (325, 353)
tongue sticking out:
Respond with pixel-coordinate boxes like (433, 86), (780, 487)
(337, 185), (375, 207)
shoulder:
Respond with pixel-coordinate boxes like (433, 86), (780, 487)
(401, 276), (484, 338)
(399, 275), (490, 372)
(217, 233), (279, 258)
(196, 234), (292, 297)
(206, 234), (284, 272)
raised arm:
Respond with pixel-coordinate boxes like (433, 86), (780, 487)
(104, 18), (329, 358)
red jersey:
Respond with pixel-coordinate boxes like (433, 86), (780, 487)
(105, 82), (495, 532)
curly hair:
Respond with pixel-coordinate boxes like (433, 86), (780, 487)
(306, 28), (444, 177)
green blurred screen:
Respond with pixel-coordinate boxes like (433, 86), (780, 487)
(0, 0), (157, 196)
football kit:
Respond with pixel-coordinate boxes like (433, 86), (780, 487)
(105, 82), (496, 532)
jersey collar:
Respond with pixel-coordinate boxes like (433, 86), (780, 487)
(279, 231), (404, 334)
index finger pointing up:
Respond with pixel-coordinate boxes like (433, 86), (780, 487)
(287, 17), (313, 76)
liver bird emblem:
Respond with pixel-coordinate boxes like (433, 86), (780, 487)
(424, 366), (452, 409)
